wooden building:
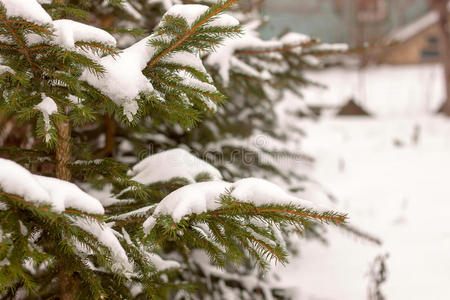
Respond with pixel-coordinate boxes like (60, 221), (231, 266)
(378, 11), (444, 64)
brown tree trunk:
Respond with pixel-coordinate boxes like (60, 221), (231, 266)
(55, 119), (77, 299)
(59, 269), (79, 300)
(55, 119), (71, 181)
(432, 0), (450, 115)
(94, 113), (116, 158)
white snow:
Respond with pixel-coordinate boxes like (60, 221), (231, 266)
(276, 116), (450, 300)
(129, 148), (222, 185)
(207, 13), (239, 28)
(143, 177), (323, 233)
(35, 94), (57, 116)
(166, 4), (208, 26)
(280, 32), (311, 54)
(80, 36), (154, 121)
(274, 65), (450, 299)
(70, 216), (132, 272)
(147, 253), (180, 270)
(26, 19), (116, 52)
(52, 19), (116, 50)
(300, 64), (444, 116)
(34, 175), (104, 214)
(20, 3), (239, 122)
(68, 94), (83, 106)
(231, 178), (317, 209)
(181, 75), (217, 93)
(0, 0), (52, 25)
(162, 51), (208, 75)
(35, 94), (57, 142)
(0, 158), (104, 214)
(161, 51), (218, 109)
(0, 65), (14, 75)
(143, 180), (231, 232)
(206, 26), (310, 86)
(310, 43), (349, 52)
(0, 258), (9, 266)
(166, 4), (239, 27)
(280, 32), (311, 45)
(0, 158), (50, 205)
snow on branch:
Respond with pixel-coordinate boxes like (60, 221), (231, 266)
(80, 36), (155, 121)
(25, 19), (117, 51)
(0, 65), (13, 75)
(165, 3), (239, 28)
(0, 158), (136, 274)
(0, 0), (52, 26)
(206, 26), (312, 86)
(128, 148), (222, 185)
(51, 19), (116, 50)
(35, 93), (57, 143)
(0, 0), (241, 123)
(70, 216), (133, 273)
(82, 1), (240, 121)
(143, 177), (341, 233)
(0, 158), (104, 214)
(147, 1), (239, 69)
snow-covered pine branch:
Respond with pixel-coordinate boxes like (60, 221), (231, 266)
(0, 0), (240, 137)
(0, 0), (349, 299)
(108, 148), (345, 297)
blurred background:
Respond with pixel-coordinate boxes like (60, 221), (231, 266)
(259, 1), (450, 299)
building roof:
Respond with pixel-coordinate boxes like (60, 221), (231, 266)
(387, 10), (438, 43)
(386, 3), (450, 43)
(337, 99), (370, 116)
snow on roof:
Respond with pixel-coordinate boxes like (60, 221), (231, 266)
(387, 11), (438, 43)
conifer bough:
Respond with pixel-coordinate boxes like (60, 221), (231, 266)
(0, 0), (346, 299)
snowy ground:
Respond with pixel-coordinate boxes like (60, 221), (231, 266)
(275, 65), (450, 300)
(302, 64), (444, 116)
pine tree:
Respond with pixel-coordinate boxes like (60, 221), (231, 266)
(0, 0), (346, 299)
(88, 0), (355, 251)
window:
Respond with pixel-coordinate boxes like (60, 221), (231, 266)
(427, 35), (439, 45)
(421, 49), (440, 60)
(421, 34), (440, 60)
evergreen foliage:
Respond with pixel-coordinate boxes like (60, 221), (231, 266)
(0, 0), (347, 299)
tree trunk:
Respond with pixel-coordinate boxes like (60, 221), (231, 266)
(59, 269), (79, 300)
(432, 0), (450, 115)
(55, 119), (76, 299)
(55, 119), (71, 181)
(94, 113), (116, 158)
